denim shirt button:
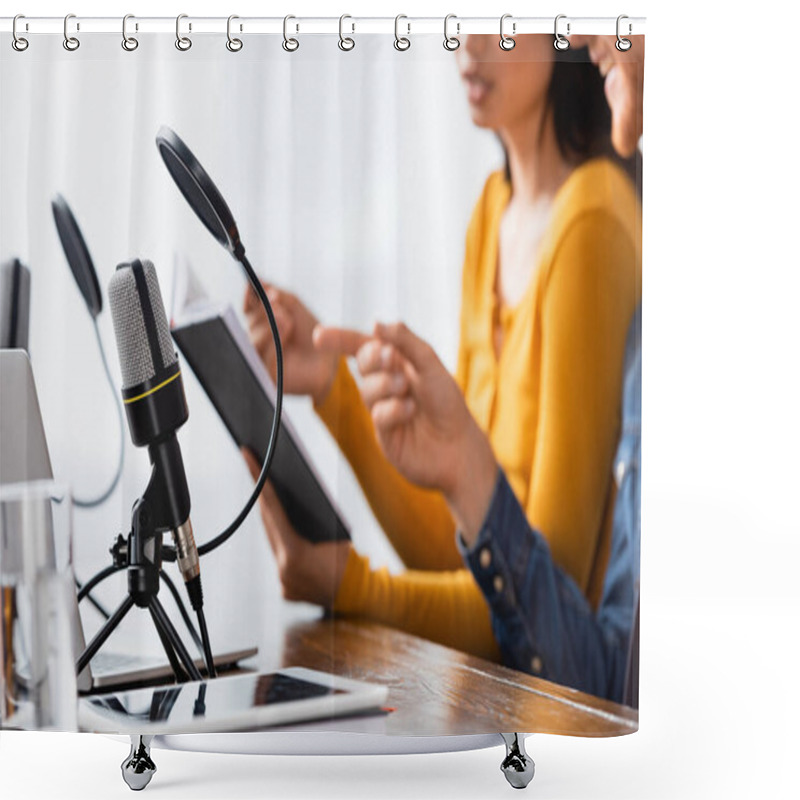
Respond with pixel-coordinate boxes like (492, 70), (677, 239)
(615, 459), (626, 486)
(493, 574), (504, 593)
(530, 656), (543, 674)
(479, 548), (492, 569)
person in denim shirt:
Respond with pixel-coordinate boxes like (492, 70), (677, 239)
(457, 306), (640, 704)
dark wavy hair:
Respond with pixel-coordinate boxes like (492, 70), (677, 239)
(504, 46), (641, 193)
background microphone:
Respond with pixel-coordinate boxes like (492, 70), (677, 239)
(107, 259), (203, 613)
(0, 258), (30, 350)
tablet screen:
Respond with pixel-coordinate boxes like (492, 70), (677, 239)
(87, 673), (345, 725)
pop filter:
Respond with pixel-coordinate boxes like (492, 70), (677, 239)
(154, 124), (284, 560)
(155, 125), (243, 258)
(51, 193), (103, 318)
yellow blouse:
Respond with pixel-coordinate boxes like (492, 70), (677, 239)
(315, 158), (642, 662)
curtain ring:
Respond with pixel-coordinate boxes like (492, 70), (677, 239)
(338, 14), (355, 51)
(176, 14), (192, 51)
(12, 14), (29, 52)
(443, 14), (460, 51)
(616, 15), (632, 52)
(226, 15), (242, 52)
(63, 14), (80, 51)
(394, 14), (410, 51)
(553, 14), (570, 51)
(121, 14), (138, 51)
(499, 14), (516, 51)
(282, 15), (299, 52)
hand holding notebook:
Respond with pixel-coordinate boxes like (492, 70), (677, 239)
(170, 257), (351, 546)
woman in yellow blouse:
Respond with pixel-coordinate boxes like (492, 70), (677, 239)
(243, 35), (642, 664)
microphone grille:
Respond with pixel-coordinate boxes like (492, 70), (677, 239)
(108, 259), (176, 389)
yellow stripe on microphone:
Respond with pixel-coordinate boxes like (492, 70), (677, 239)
(124, 371), (182, 404)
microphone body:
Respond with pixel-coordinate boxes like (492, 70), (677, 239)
(108, 259), (201, 608)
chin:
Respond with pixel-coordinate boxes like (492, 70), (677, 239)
(468, 106), (496, 130)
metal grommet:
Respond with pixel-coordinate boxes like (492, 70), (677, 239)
(282, 15), (299, 52)
(121, 14), (138, 51)
(394, 14), (410, 51)
(338, 14), (355, 51)
(12, 14), (29, 52)
(616, 14), (632, 52)
(226, 15), (242, 52)
(553, 14), (570, 51)
(443, 13), (460, 51)
(499, 13), (515, 51)
(175, 14), (192, 51)
(63, 14), (80, 51)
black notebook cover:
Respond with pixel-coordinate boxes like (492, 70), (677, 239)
(172, 312), (350, 544)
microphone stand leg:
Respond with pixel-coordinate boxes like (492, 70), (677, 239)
(500, 733), (535, 789)
(121, 734), (156, 791)
(148, 606), (189, 683)
(76, 595), (136, 676)
(149, 595), (203, 682)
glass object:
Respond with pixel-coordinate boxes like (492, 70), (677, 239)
(0, 481), (78, 730)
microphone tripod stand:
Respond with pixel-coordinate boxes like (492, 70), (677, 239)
(76, 443), (208, 685)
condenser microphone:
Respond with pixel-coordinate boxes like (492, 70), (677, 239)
(107, 259), (202, 610)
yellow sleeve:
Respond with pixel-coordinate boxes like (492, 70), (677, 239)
(333, 549), (501, 662)
(314, 359), (462, 571)
(528, 210), (639, 594)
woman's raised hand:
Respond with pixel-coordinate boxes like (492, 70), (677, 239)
(314, 322), (498, 536)
(243, 281), (339, 405)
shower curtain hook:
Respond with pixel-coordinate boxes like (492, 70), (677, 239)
(394, 14), (411, 51)
(616, 15), (633, 51)
(226, 15), (242, 52)
(443, 14), (460, 51)
(176, 14), (192, 51)
(338, 14), (355, 51)
(499, 14), (516, 51)
(63, 14), (80, 51)
(121, 14), (138, 51)
(12, 14), (29, 52)
(282, 15), (299, 52)
(553, 14), (570, 51)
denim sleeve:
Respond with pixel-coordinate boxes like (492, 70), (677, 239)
(457, 470), (630, 702)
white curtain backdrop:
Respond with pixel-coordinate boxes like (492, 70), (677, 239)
(0, 33), (502, 652)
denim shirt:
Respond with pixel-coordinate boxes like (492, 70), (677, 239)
(457, 306), (641, 704)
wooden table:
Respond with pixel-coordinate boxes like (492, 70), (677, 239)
(268, 617), (637, 738)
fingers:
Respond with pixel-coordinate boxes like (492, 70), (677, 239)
(245, 286), (295, 351)
(354, 338), (406, 378)
(373, 322), (434, 372)
(360, 370), (408, 409)
(243, 279), (272, 314)
(242, 447), (292, 555)
(313, 325), (370, 357)
(242, 447), (261, 481)
(372, 396), (415, 429)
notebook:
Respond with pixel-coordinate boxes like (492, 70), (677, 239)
(170, 257), (351, 545)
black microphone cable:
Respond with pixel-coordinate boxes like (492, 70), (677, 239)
(196, 251), (283, 557)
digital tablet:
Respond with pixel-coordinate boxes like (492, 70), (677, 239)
(79, 667), (388, 734)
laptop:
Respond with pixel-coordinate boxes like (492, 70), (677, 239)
(0, 349), (257, 693)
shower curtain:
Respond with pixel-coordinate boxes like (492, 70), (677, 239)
(1, 20), (644, 740)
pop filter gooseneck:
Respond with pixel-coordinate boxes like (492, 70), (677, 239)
(155, 125), (283, 558)
(51, 194), (125, 513)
